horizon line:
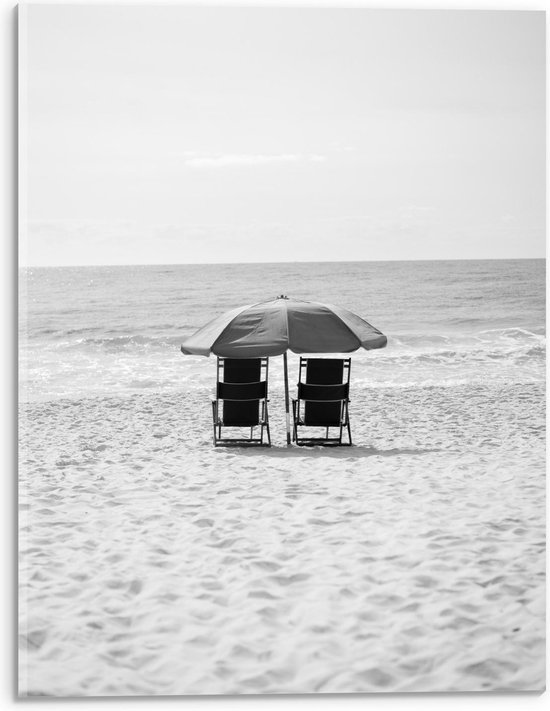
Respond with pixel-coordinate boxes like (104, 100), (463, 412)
(18, 255), (546, 269)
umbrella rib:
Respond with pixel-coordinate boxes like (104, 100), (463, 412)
(210, 305), (251, 354)
(310, 301), (361, 353)
(317, 300), (382, 351)
(210, 297), (286, 355)
(283, 298), (290, 346)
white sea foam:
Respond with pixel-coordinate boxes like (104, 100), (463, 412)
(19, 260), (545, 402)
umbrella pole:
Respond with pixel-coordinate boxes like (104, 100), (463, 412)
(283, 352), (291, 445)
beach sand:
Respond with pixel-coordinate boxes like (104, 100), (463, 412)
(19, 381), (545, 695)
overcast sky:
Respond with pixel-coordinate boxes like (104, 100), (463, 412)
(20, 4), (545, 266)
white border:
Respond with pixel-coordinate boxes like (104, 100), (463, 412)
(5, 1), (547, 709)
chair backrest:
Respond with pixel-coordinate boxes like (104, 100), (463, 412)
(217, 358), (267, 426)
(306, 358), (345, 385)
(223, 358), (262, 383)
(300, 358), (350, 426)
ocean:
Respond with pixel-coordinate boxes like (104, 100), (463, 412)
(19, 259), (546, 402)
(19, 259), (546, 695)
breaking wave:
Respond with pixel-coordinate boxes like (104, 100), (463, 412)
(19, 260), (545, 401)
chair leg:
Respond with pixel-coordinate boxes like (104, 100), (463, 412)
(212, 402), (218, 446)
(346, 403), (352, 445)
(264, 402), (271, 446)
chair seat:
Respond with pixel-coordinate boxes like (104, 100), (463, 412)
(215, 418), (263, 428)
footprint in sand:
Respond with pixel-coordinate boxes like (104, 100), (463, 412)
(251, 560), (282, 572)
(192, 518), (214, 528)
(20, 630), (47, 651)
(269, 573), (310, 586)
(128, 579), (142, 595)
(357, 668), (395, 688)
(248, 590), (279, 600)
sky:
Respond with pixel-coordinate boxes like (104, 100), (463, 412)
(20, 4), (546, 266)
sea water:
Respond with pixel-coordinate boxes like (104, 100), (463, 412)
(19, 259), (545, 402)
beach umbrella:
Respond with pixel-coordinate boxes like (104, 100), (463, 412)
(180, 296), (387, 444)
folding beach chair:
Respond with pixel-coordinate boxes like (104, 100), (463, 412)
(292, 357), (352, 446)
(212, 357), (271, 446)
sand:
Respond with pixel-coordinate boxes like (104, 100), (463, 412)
(18, 381), (545, 695)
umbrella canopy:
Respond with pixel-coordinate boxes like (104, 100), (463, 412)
(180, 296), (387, 357)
